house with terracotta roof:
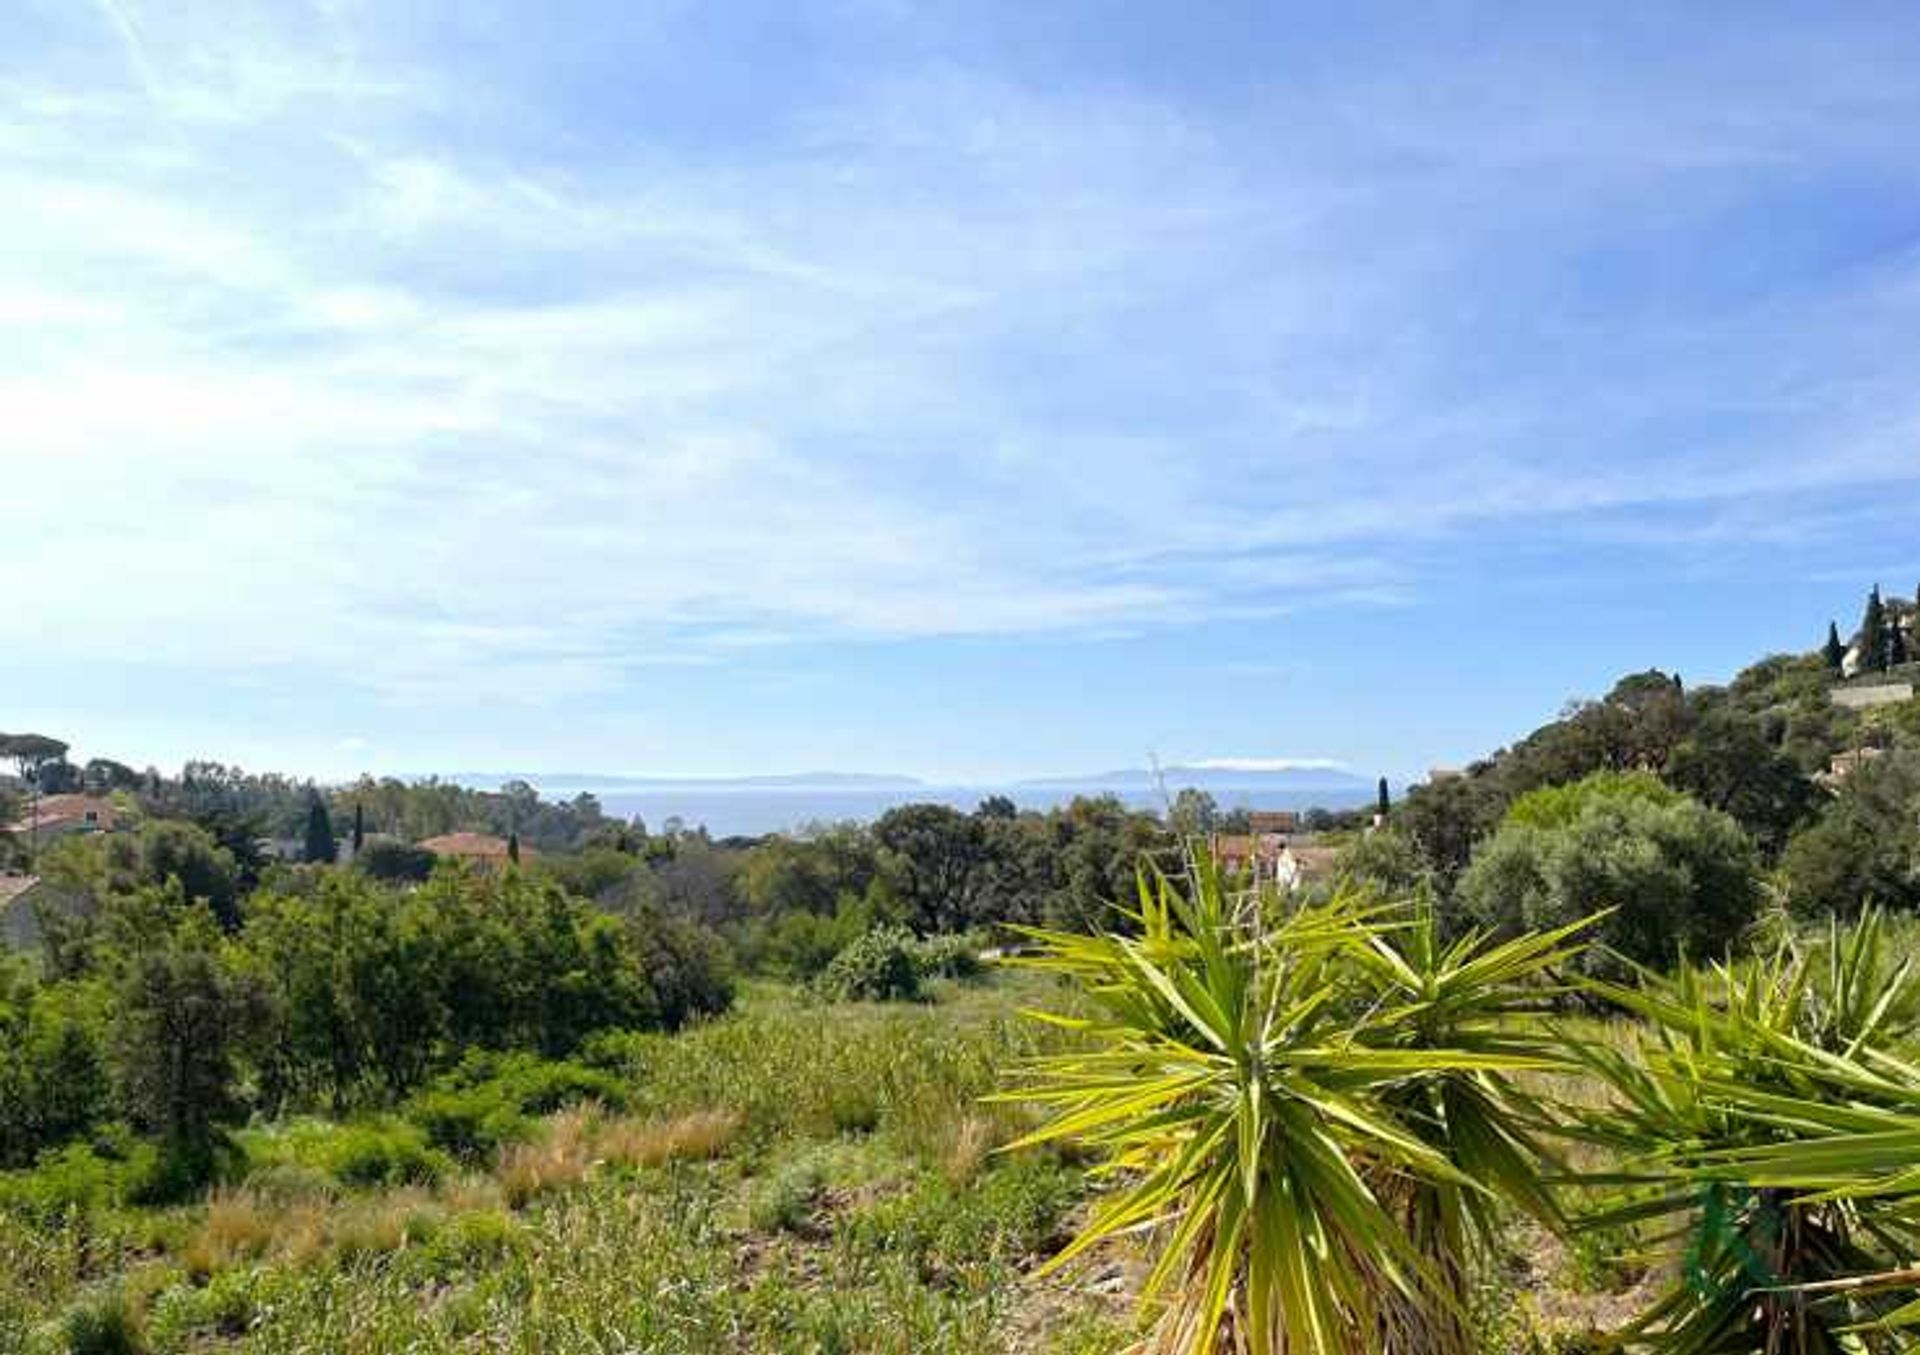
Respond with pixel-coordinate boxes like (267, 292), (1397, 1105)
(419, 832), (531, 867)
(1208, 831), (1337, 891)
(7, 794), (118, 842)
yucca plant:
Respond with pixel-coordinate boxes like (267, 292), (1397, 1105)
(1573, 910), (1920, 1352)
(996, 853), (1585, 1354)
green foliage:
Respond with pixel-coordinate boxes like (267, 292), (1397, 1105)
(816, 927), (922, 1003)
(846, 1157), (1079, 1281)
(1334, 828), (1432, 899)
(0, 965), (110, 1167)
(43, 821), (243, 931)
(405, 1053), (626, 1157)
(1458, 775), (1761, 974)
(108, 900), (257, 1193)
(1780, 750), (1920, 919)
(239, 1117), (450, 1189)
(353, 837), (435, 883)
(59, 1285), (146, 1355)
(1502, 770), (1681, 830)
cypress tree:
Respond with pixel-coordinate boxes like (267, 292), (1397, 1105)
(1823, 621), (1846, 671)
(1894, 618), (1911, 667)
(1376, 776), (1390, 819)
(303, 795), (337, 864)
(351, 802), (365, 854)
(507, 830), (521, 866)
(1861, 586), (1889, 672)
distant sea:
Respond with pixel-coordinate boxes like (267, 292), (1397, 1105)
(548, 785), (1372, 839)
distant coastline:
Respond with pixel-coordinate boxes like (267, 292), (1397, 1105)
(523, 782), (1376, 838)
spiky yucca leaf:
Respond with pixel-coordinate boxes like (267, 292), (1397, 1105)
(998, 856), (1584, 1355)
(1572, 910), (1920, 1352)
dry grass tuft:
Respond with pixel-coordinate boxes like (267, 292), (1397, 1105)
(941, 1113), (999, 1184)
(181, 1190), (280, 1279)
(594, 1109), (742, 1170)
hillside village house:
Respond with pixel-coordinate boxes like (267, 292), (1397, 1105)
(7, 793), (117, 841)
(419, 831), (531, 868)
(1208, 820), (1337, 892)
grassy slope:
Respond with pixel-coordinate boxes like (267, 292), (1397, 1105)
(0, 973), (1138, 1355)
(0, 972), (1650, 1354)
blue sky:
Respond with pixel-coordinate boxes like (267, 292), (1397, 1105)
(5, 2), (1920, 785)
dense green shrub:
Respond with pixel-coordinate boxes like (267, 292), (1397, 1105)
(0, 964), (110, 1168)
(907, 933), (984, 981)
(816, 928), (922, 1003)
(354, 837), (437, 883)
(238, 1118), (449, 1190)
(404, 1053), (627, 1157)
(321, 1121), (449, 1188)
(1457, 774), (1762, 973)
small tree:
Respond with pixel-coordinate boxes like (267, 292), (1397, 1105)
(507, 830), (521, 866)
(1893, 616), (1911, 667)
(1167, 787), (1219, 838)
(302, 794), (336, 865)
(1376, 775), (1391, 819)
(1823, 620), (1847, 671)
(351, 802), (365, 854)
(109, 899), (254, 1194)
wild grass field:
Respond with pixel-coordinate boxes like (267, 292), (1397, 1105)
(0, 972), (1150, 1355)
(0, 957), (1680, 1355)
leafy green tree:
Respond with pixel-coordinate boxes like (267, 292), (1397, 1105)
(1397, 775), (1506, 890)
(140, 819), (242, 929)
(0, 732), (70, 785)
(739, 828), (879, 919)
(1167, 787), (1219, 838)
(1334, 827), (1430, 898)
(1457, 774), (1761, 974)
(873, 803), (989, 933)
(1780, 752), (1920, 919)
(1045, 796), (1169, 932)
(302, 793), (337, 864)
(1663, 709), (1819, 857)
(108, 896), (257, 1190)
(1824, 620), (1847, 671)
(0, 960), (109, 1166)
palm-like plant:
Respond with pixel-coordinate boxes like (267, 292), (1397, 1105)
(1573, 910), (1920, 1351)
(997, 854), (1586, 1354)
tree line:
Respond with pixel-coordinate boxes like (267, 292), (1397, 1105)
(1343, 590), (1920, 976)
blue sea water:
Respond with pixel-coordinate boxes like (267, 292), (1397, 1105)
(557, 785), (1370, 839)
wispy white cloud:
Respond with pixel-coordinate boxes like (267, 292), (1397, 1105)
(5, 0), (1920, 722)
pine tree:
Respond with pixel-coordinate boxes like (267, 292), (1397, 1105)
(507, 831), (521, 866)
(1861, 586), (1889, 672)
(1376, 777), (1391, 819)
(1823, 621), (1846, 671)
(303, 795), (337, 864)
